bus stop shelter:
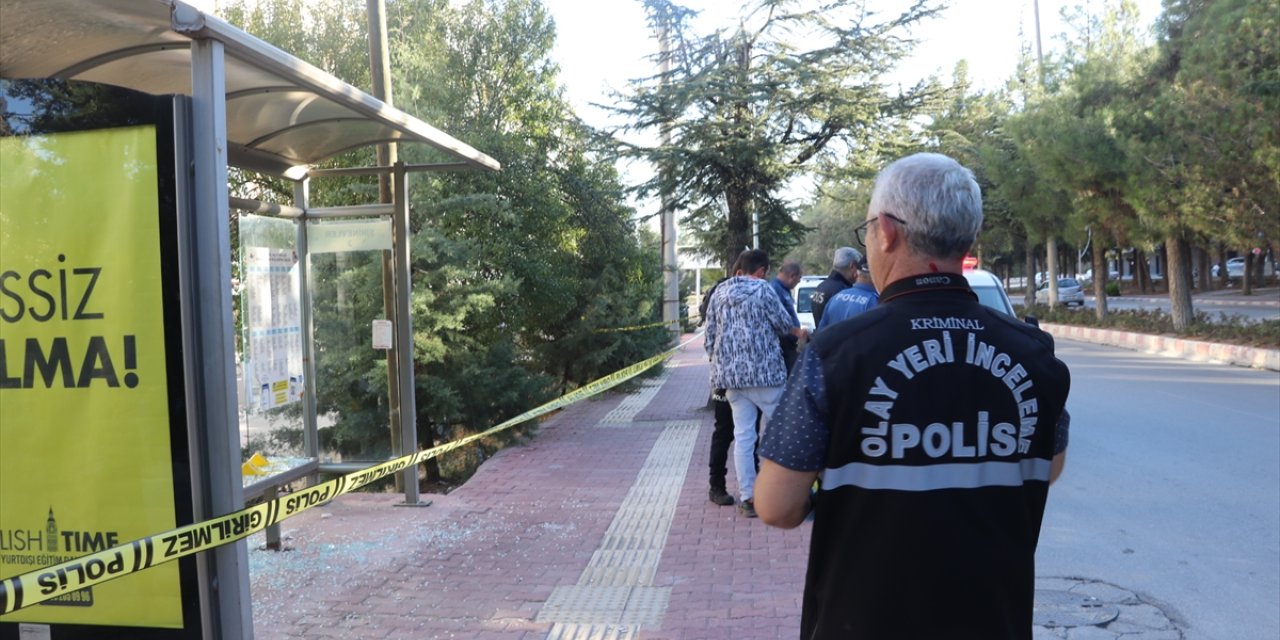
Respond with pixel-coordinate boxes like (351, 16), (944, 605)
(0, 0), (498, 637)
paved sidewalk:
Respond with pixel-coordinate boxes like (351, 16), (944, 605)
(249, 335), (1182, 639)
(250, 338), (809, 639)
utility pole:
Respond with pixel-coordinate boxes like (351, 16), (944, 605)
(751, 199), (759, 249)
(1033, 0), (1059, 309)
(367, 0), (422, 504)
(659, 16), (680, 341)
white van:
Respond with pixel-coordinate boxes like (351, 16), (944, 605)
(793, 275), (825, 332)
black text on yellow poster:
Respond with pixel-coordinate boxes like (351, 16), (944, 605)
(0, 126), (185, 627)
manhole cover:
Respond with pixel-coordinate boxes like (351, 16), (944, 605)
(1033, 589), (1119, 627)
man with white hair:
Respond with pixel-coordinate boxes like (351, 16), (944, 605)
(808, 247), (860, 327)
(756, 153), (1071, 638)
(815, 248), (876, 330)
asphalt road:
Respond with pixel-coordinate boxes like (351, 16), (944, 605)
(1038, 339), (1280, 639)
(1007, 283), (1279, 323)
(1089, 297), (1280, 323)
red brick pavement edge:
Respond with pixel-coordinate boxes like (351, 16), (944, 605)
(248, 334), (810, 639)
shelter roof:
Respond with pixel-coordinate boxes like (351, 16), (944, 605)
(0, 0), (500, 178)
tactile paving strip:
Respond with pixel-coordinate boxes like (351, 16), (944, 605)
(538, 421), (697, 636)
(598, 370), (670, 424)
(545, 621), (640, 640)
(539, 585), (671, 626)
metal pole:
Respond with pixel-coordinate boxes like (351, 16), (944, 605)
(306, 204), (395, 218)
(189, 36), (252, 640)
(228, 196), (304, 217)
(308, 162), (476, 178)
(1033, 0), (1045, 77)
(695, 267), (702, 321)
(752, 203), (759, 250)
(659, 18), (680, 340)
(294, 179), (319, 462)
(391, 160), (423, 505)
(367, 0), (409, 496)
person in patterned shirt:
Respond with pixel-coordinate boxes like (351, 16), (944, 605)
(704, 249), (808, 517)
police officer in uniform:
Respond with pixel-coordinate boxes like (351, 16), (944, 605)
(815, 249), (877, 330)
(756, 153), (1071, 639)
(808, 247), (860, 327)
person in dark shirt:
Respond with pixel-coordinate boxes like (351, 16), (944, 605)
(809, 247), (859, 327)
(815, 249), (876, 330)
(756, 152), (1071, 639)
(699, 264), (738, 507)
(770, 260), (804, 372)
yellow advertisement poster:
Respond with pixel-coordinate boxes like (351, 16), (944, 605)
(0, 126), (185, 627)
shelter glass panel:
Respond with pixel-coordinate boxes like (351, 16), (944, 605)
(305, 219), (396, 464)
(237, 214), (306, 462)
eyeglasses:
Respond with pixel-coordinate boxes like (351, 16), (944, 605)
(854, 212), (908, 247)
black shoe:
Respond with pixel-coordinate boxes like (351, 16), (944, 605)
(738, 499), (757, 518)
(708, 487), (735, 506)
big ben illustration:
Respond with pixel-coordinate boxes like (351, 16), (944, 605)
(46, 507), (58, 553)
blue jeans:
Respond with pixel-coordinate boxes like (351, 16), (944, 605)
(726, 386), (784, 501)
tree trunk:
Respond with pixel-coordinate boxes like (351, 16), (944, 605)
(1196, 244), (1211, 292)
(1243, 252), (1254, 296)
(1140, 249), (1153, 293)
(1024, 243), (1036, 309)
(1093, 240), (1108, 321)
(724, 186), (751, 270)
(1134, 249), (1146, 293)
(1046, 235), (1059, 310)
(1267, 243), (1277, 287)
(1158, 243), (1169, 292)
(1215, 244), (1228, 289)
(1166, 235), (1194, 330)
(1251, 251), (1266, 289)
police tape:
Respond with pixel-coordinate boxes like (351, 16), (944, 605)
(592, 320), (670, 333)
(0, 333), (701, 615)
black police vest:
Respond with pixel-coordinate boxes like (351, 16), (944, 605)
(801, 273), (1071, 640)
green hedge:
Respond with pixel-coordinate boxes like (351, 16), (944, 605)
(1017, 304), (1280, 349)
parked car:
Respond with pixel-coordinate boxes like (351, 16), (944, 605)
(793, 275), (825, 332)
(1079, 268), (1120, 284)
(797, 269), (1020, 327)
(964, 268), (1017, 317)
(1036, 277), (1086, 306)
(1212, 257), (1246, 279)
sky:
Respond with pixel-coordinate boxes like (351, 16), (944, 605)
(537, 0), (1168, 260)
(541, 0), (1166, 129)
(538, 0), (1164, 248)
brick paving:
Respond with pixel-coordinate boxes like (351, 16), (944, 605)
(249, 335), (809, 639)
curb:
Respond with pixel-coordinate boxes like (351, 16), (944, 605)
(1041, 322), (1280, 372)
(1104, 295), (1279, 309)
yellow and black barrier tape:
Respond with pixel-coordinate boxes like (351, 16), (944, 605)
(0, 333), (701, 615)
(592, 320), (670, 334)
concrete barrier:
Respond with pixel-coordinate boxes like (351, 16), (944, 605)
(1041, 323), (1280, 372)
